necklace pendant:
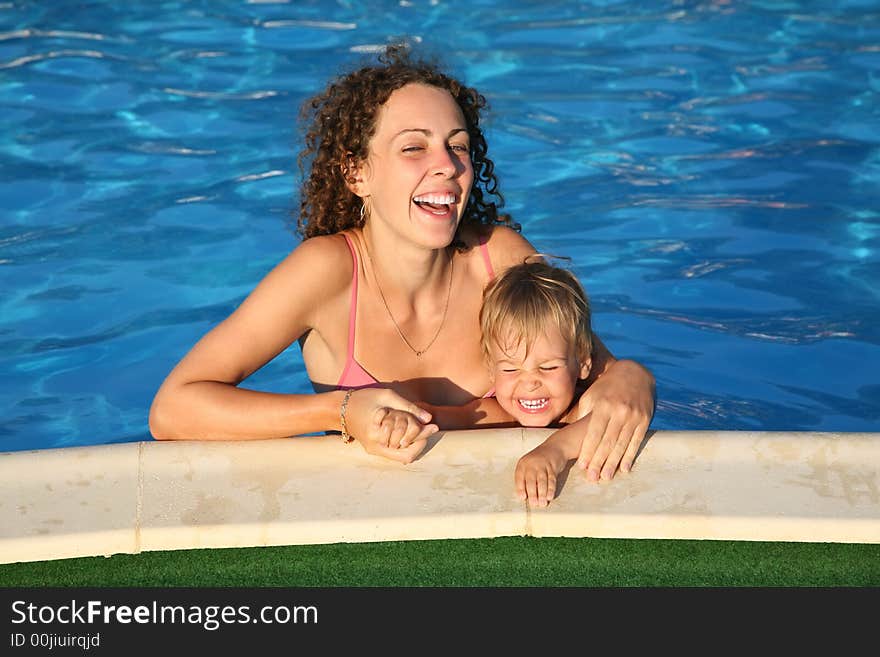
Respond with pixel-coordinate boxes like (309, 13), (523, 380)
(415, 350), (423, 357)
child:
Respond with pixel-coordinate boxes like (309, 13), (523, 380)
(479, 259), (595, 508)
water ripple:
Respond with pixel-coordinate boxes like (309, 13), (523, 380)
(608, 302), (867, 346)
(625, 195), (807, 210)
(0, 28), (129, 43)
(0, 49), (119, 69)
(260, 20), (356, 30)
(162, 87), (280, 100)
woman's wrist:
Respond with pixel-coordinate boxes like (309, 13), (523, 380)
(608, 358), (656, 389)
(339, 388), (356, 443)
(322, 389), (350, 433)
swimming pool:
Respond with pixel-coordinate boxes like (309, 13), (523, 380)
(1, 1), (878, 452)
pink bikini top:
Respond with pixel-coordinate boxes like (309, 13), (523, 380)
(336, 232), (496, 394)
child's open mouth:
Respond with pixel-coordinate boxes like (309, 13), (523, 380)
(517, 398), (550, 413)
(413, 192), (456, 217)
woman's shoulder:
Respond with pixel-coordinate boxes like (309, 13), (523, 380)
(461, 223), (536, 273)
(264, 232), (354, 296)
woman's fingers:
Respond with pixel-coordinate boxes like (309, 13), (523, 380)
(600, 420), (638, 480)
(402, 421), (439, 448)
(540, 468), (557, 507)
(576, 411), (608, 474)
(589, 415), (624, 481)
(380, 389), (432, 424)
(576, 401), (650, 481)
(378, 436), (429, 464)
(621, 419), (649, 473)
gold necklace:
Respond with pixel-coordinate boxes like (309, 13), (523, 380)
(364, 243), (454, 357)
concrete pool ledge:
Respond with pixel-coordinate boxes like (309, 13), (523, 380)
(1, 429), (878, 564)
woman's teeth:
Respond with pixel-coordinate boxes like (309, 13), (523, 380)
(413, 193), (456, 204)
(413, 193), (455, 215)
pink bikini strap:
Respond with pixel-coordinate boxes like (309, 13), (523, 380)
(478, 234), (496, 280)
(340, 233), (359, 381)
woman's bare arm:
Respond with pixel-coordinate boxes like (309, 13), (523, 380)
(148, 236), (351, 440)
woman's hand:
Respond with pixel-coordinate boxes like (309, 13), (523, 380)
(569, 359), (655, 481)
(344, 388), (439, 464)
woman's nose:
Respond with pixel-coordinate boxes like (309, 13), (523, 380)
(431, 147), (457, 177)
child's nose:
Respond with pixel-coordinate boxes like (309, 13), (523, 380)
(522, 373), (542, 390)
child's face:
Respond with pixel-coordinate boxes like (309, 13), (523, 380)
(488, 325), (591, 427)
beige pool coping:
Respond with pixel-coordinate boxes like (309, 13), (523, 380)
(1, 428), (878, 564)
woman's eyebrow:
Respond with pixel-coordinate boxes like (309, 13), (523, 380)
(392, 128), (468, 139)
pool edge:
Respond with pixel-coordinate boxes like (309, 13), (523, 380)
(1, 429), (878, 565)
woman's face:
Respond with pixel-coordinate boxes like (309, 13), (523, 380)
(354, 83), (474, 249)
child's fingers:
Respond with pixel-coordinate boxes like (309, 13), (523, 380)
(525, 472), (540, 508)
(388, 413), (409, 448)
(385, 412), (438, 449)
(514, 462), (528, 501)
(376, 414), (393, 447)
(533, 467), (557, 508)
(371, 406), (389, 426)
(396, 414), (425, 449)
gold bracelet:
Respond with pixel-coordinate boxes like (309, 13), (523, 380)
(340, 388), (355, 444)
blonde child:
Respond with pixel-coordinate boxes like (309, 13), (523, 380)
(479, 259), (597, 508)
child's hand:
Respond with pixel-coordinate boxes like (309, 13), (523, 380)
(370, 406), (439, 450)
(514, 441), (571, 508)
(344, 388), (438, 464)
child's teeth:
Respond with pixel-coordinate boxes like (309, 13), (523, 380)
(520, 399), (548, 409)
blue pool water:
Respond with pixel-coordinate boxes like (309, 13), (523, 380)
(1, 1), (878, 452)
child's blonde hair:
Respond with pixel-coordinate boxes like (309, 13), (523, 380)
(480, 259), (592, 366)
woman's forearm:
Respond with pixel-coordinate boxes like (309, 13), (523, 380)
(149, 381), (345, 441)
(584, 333), (616, 386)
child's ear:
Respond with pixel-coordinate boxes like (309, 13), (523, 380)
(579, 357), (592, 381)
(341, 153), (370, 197)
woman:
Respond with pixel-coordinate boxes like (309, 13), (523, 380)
(149, 45), (655, 481)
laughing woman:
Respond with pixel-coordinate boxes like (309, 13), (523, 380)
(149, 45), (655, 481)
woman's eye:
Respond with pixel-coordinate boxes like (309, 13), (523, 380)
(449, 143), (469, 153)
(402, 145), (424, 153)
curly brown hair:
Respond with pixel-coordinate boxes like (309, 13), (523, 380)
(295, 43), (518, 245)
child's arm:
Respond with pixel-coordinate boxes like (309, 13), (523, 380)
(418, 398), (517, 431)
(515, 420), (585, 508)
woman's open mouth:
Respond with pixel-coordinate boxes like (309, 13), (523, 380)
(413, 192), (457, 217)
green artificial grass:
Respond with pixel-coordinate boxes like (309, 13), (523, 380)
(2, 536), (879, 587)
